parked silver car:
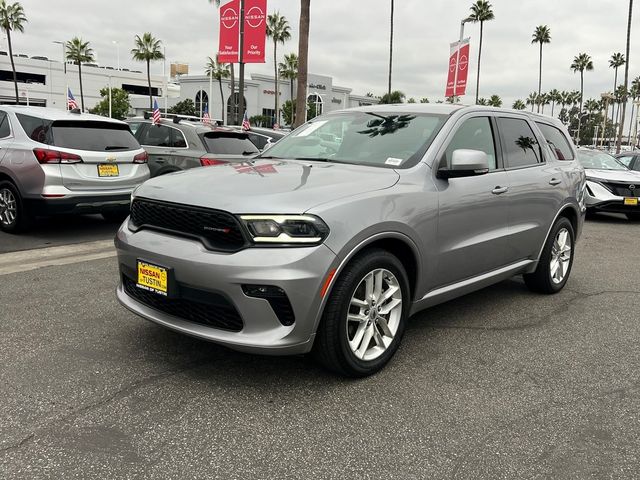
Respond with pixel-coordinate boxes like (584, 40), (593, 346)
(0, 106), (149, 232)
(115, 105), (586, 376)
(577, 148), (640, 220)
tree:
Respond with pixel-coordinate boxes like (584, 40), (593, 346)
(627, 76), (640, 144)
(526, 92), (538, 112)
(477, 97), (488, 106)
(282, 99), (295, 126)
(547, 89), (561, 116)
(131, 32), (164, 109)
(488, 94), (502, 107)
(469, 0), (495, 104)
(0, 1), (26, 104)
(420, 97), (430, 103)
(388, 0), (394, 97)
(66, 37), (94, 111)
(532, 25), (551, 110)
(205, 56), (230, 123)
(570, 52), (594, 140)
(294, 0), (310, 128)
(89, 87), (131, 120)
(266, 12), (291, 127)
(278, 53), (298, 124)
(168, 99), (197, 116)
(609, 52), (626, 128)
(615, 84), (628, 126)
(616, 0), (634, 153)
(407, 97), (416, 103)
(537, 93), (550, 114)
(512, 99), (526, 110)
(379, 90), (405, 104)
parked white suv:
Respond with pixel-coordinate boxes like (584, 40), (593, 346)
(0, 106), (150, 233)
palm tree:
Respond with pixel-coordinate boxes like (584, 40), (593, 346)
(548, 89), (561, 116)
(570, 53), (593, 114)
(627, 76), (640, 144)
(526, 92), (538, 112)
(379, 90), (405, 104)
(488, 94), (502, 107)
(388, 0), (394, 97)
(609, 52), (626, 128)
(131, 33), (165, 109)
(294, 0), (310, 128)
(532, 25), (551, 107)
(278, 53), (298, 124)
(66, 37), (94, 111)
(477, 97), (488, 106)
(584, 99), (600, 115)
(615, 85), (629, 126)
(512, 99), (526, 110)
(616, 0), (634, 153)
(266, 12), (291, 127)
(538, 93), (550, 114)
(0, 1), (27, 104)
(205, 56), (230, 124)
(469, 0), (495, 104)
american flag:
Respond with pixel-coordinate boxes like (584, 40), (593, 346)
(242, 110), (251, 131)
(202, 106), (211, 124)
(67, 88), (78, 110)
(152, 99), (161, 125)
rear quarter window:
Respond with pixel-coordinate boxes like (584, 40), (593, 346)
(17, 113), (51, 144)
(536, 122), (575, 161)
(202, 132), (259, 155)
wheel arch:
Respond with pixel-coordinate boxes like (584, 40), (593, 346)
(535, 203), (581, 264)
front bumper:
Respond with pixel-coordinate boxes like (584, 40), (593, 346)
(115, 223), (337, 355)
(585, 180), (640, 214)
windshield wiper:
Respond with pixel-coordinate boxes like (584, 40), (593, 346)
(104, 146), (130, 151)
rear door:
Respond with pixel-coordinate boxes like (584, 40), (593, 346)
(137, 123), (175, 176)
(48, 120), (146, 191)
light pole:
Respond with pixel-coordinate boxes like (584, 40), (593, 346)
(112, 41), (120, 70)
(450, 16), (473, 102)
(53, 40), (67, 111)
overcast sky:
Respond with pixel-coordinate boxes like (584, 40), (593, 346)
(2, 0), (638, 108)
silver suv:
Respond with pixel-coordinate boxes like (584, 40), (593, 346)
(115, 105), (586, 377)
(0, 106), (149, 232)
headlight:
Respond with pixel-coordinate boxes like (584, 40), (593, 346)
(239, 215), (329, 245)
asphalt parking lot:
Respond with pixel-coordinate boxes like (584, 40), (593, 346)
(1, 214), (639, 479)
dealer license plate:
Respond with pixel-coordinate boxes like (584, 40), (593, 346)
(624, 197), (638, 206)
(137, 261), (168, 296)
(98, 164), (119, 177)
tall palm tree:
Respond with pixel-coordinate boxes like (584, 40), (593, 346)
(0, 1), (27, 104)
(66, 37), (94, 111)
(616, 0), (634, 153)
(538, 93), (550, 114)
(266, 12), (291, 127)
(388, 0), (394, 97)
(278, 53), (298, 124)
(512, 99), (526, 110)
(627, 76), (640, 144)
(570, 53), (593, 113)
(488, 94), (502, 107)
(469, 0), (495, 104)
(615, 85), (628, 126)
(609, 52), (626, 128)
(205, 56), (230, 124)
(547, 89), (561, 116)
(131, 33), (165, 109)
(526, 92), (538, 112)
(532, 25), (551, 108)
(294, 0), (310, 128)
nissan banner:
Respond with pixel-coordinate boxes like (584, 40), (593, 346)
(218, 0), (266, 64)
(218, 0), (240, 63)
(445, 38), (470, 97)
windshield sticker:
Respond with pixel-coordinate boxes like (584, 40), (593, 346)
(385, 157), (403, 166)
(295, 121), (329, 137)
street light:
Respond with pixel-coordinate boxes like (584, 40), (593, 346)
(112, 41), (120, 70)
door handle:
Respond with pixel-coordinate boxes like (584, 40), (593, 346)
(155, 157), (166, 163)
(492, 186), (509, 195)
(549, 178), (562, 186)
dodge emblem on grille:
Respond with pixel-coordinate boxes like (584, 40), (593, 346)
(203, 226), (231, 234)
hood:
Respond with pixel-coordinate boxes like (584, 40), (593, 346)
(134, 159), (400, 213)
(585, 168), (640, 183)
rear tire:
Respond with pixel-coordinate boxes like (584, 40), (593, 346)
(626, 213), (640, 221)
(524, 217), (575, 294)
(313, 249), (410, 377)
(101, 210), (129, 223)
(0, 181), (32, 234)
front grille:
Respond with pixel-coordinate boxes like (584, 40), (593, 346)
(123, 275), (243, 332)
(603, 182), (639, 197)
(130, 198), (247, 252)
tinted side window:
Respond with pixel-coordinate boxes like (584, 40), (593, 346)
(16, 113), (52, 144)
(140, 125), (171, 147)
(128, 122), (143, 137)
(248, 133), (268, 150)
(536, 123), (574, 161)
(170, 128), (187, 148)
(444, 117), (497, 170)
(201, 133), (259, 155)
(498, 118), (543, 168)
(0, 112), (10, 138)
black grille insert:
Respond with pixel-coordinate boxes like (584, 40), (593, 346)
(130, 198), (247, 251)
(123, 275), (243, 332)
(603, 182), (639, 197)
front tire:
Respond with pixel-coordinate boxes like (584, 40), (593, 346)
(524, 217), (575, 294)
(0, 181), (31, 234)
(313, 249), (410, 377)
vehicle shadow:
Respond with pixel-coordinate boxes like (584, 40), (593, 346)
(585, 212), (632, 223)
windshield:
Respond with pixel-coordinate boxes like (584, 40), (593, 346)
(577, 150), (628, 170)
(261, 111), (448, 168)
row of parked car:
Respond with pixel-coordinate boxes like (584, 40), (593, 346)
(0, 106), (284, 233)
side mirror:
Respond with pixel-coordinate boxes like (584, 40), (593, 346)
(437, 149), (490, 179)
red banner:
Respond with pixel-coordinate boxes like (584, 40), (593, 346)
(218, 0), (240, 63)
(445, 38), (470, 97)
(243, 0), (267, 63)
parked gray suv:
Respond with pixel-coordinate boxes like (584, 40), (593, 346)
(0, 106), (149, 233)
(115, 105), (586, 376)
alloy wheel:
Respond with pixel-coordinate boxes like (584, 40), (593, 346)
(0, 187), (17, 227)
(550, 227), (572, 284)
(346, 268), (403, 361)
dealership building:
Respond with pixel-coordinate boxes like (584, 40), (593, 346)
(0, 53), (376, 124)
